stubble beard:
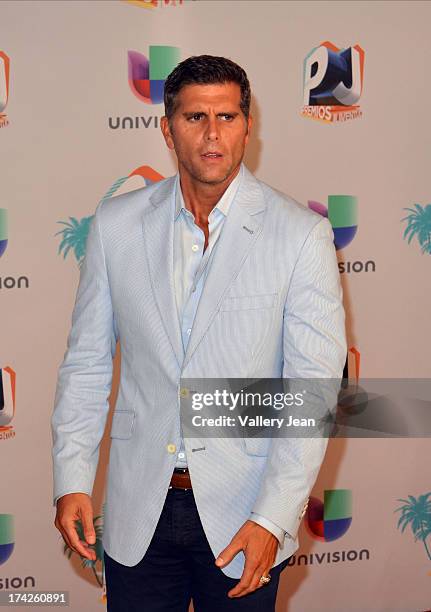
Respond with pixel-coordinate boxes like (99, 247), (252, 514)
(178, 153), (242, 186)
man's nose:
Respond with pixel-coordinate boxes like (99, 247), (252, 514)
(205, 116), (219, 141)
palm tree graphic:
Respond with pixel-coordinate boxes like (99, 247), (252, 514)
(402, 204), (431, 254)
(55, 215), (94, 267)
(62, 504), (106, 594)
(395, 492), (431, 573)
(55, 174), (131, 265)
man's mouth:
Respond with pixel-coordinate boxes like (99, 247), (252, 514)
(201, 152), (223, 159)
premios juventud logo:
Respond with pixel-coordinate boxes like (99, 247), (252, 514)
(0, 50), (10, 129)
(109, 46), (180, 131)
(301, 41), (365, 123)
(123, 0), (190, 8)
(56, 166), (164, 266)
(308, 196), (376, 274)
(0, 366), (16, 441)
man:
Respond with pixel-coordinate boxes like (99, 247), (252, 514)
(52, 55), (346, 611)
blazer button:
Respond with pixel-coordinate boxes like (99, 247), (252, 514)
(167, 443), (176, 453)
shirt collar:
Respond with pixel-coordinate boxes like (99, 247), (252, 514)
(174, 163), (243, 221)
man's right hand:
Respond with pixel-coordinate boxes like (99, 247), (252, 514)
(54, 493), (96, 561)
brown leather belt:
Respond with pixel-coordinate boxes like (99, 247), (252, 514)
(169, 467), (192, 490)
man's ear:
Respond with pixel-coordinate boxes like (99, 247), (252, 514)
(161, 116), (175, 150)
(245, 114), (253, 142)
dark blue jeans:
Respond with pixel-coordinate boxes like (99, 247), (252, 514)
(104, 487), (290, 611)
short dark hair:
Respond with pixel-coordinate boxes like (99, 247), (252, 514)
(164, 55), (251, 122)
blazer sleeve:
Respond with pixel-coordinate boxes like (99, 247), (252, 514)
(250, 216), (347, 540)
(51, 200), (118, 507)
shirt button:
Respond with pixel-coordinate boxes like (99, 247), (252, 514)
(179, 387), (189, 398)
(191, 244), (199, 252)
(186, 328), (192, 335)
(167, 443), (176, 454)
(191, 286), (196, 292)
(178, 452), (185, 459)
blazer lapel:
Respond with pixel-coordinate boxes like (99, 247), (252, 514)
(182, 166), (267, 371)
(142, 177), (184, 369)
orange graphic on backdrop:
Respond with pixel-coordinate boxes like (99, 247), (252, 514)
(0, 366), (16, 434)
(123, 0), (184, 8)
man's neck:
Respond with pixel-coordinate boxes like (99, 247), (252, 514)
(179, 165), (241, 226)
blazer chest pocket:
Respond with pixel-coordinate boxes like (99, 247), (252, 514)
(219, 292), (277, 312)
(110, 410), (135, 439)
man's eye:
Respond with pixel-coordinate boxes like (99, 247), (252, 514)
(220, 114), (234, 121)
(189, 114), (203, 121)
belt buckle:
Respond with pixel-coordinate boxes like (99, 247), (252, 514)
(170, 467), (191, 491)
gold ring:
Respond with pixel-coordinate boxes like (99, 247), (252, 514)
(259, 574), (271, 585)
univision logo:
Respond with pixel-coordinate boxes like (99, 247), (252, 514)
(307, 489), (352, 541)
(0, 210), (31, 290)
(128, 46), (180, 104)
(109, 46), (180, 130)
(0, 514), (35, 588)
(308, 196), (376, 273)
(0, 515), (14, 565)
(0, 209), (7, 257)
(287, 489), (370, 567)
(309, 195), (357, 250)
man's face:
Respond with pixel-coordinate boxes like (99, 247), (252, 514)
(161, 82), (252, 186)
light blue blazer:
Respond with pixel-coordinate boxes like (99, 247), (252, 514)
(51, 166), (347, 578)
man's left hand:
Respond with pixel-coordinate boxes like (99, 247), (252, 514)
(214, 520), (278, 598)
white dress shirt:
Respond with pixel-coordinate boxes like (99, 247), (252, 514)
(172, 164), (289, 549)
